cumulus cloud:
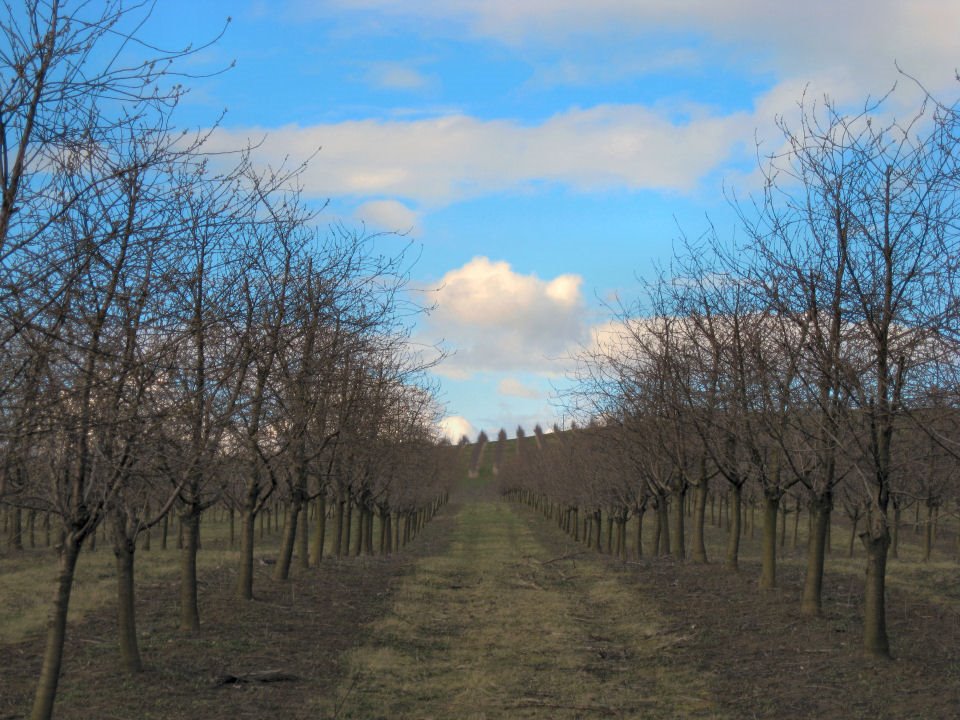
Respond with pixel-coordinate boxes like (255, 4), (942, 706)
(497, 377), (542, 399)
(422, 257), (588, 378)
(437, 415), (476, 443)
(354, 199), (421, 235)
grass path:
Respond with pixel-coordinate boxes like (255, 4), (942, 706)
(323, 501), (719, 719)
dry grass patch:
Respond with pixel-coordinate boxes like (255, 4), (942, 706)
(326, 501), (719, 719)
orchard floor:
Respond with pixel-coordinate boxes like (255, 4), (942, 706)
(3, 497), (960, 719)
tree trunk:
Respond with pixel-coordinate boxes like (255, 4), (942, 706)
(30, 536), (82, 720)
(353, 504), (364, 557)
(364, 506), (375, 555)
(10, 506), (23, 551)
(113, 526), (143, 673)
(634, 508), (644, 559)
(826, 513), (832, 555)
(657, 499), (671, 556)
(861, 529), (891, 657)
(848, 513), (859, 558)
(691, 482), (708, 563)
(310, 495), (327, 565)
(651, 505), (661, 555)
(343, 500), (354, 557)
(237, 505), (256, 600)
(760, 492), (779, 589)
(793, 496), (801, 549)
(673, 486), (686, 561)
(379, 510), (388, 554)
(890, 504), (900, 559)
(593, 509), (602, 552)
(179, 508), (202, 632)
(779, 506), (788, 555)
(274, 499), (301, 581)
(922, 503), (934, 562)
(334, 497), (345, 558)
(297, 499), (309, 569)
(801, 492), (831, 616)
(725, 484), (742, 570)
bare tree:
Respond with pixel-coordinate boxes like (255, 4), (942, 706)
(739, 87), (960, 654)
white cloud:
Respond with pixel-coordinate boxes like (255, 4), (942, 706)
(363, 61), (433, 91)
(586, 320), (635, 359)
(528, 48), (701, 90)
(324, 1), (960, 96)
(224, 4), (959, 216)
(497, 377), (542, 399)
(355, 199), (421, 235)
(423, 256), (588, 378)
(438, 415), (476, 443)
(205, 103), (747, 205)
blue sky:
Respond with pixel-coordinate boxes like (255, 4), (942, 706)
(144, 0), (959, 441)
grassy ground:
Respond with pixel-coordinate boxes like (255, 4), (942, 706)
(323, 500), (717, 719)
(3, 468), (960, 719)
(0, 507), (417, 720)
(523, 500), (960, 719)
(0, 506), (392, 645)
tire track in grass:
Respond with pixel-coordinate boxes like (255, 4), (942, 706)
(323, 501), (721, 719)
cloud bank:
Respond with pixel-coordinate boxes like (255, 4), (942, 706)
(206, 104), (748, 205)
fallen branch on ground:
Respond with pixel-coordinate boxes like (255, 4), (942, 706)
(213, 670), (299, 686)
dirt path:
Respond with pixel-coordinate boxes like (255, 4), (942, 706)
(322, 501), (719, 719)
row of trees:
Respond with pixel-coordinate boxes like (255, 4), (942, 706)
(0, 4), (454, 719)
(502, 81), (960, 658)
